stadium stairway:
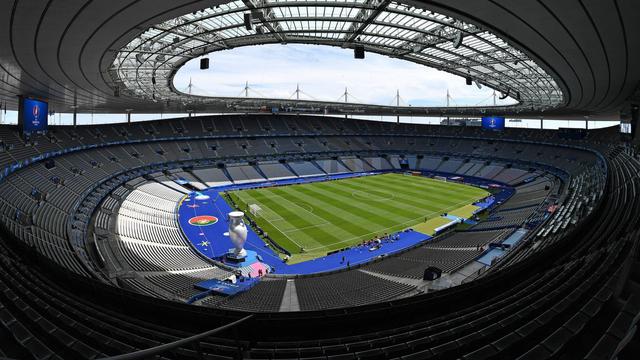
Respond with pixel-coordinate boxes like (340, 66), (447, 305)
(283, 162), (300, 177)
(360, 157), (377, 171)
(221, 167), (234, 185)
(310, 160), (328, 175)
(253, 165), (269, 181)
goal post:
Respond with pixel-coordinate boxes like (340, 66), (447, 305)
(249, 204), (262, 217)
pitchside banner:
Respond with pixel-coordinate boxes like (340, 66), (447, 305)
(481, 116), (505, 131)
(19, 97), (49, 135)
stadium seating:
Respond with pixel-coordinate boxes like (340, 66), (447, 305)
(257, 162), (296, 180)
(424, 229), (512, 249)
(104, 179), (235, 299)
(340, 156), (376, 172)
(315, 159), (350, 174)
(0, 116), (637, 359)
(288, 160), (325, 177)
(364, 246), (484, 278)
(226, 164), (266, 184)
(216, 278), (288, 312)
(191, 167), (232, 187)
(295, 270), (417, 310)
(363, 157), (394, 170)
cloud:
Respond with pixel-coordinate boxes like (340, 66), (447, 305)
(173, 44), (516, 107)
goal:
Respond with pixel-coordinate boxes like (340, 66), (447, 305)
(249, 204), (262, 217)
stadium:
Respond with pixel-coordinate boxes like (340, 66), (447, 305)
(0, 1), (639, 359)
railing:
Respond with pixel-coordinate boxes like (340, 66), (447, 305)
(99, 315), (253, 360)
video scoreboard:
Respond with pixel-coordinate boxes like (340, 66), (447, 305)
(481, 116), (505, 131)
(18, 96), (49, 135)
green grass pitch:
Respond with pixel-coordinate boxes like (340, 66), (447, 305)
(227, 173), (489, 263)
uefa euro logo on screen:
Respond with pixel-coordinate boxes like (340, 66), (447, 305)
(20, 97), (48, 135)
(32, 104), (41, 127)
(481, 116), (505, 131)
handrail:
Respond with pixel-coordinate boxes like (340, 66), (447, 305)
(99, 315), (253, 360)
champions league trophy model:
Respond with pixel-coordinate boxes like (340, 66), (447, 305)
(228, 211), (248, 259)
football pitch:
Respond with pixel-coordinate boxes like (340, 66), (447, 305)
(227, 173), (489, 263)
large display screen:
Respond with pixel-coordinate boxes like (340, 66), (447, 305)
(481, 116), (505, 130)
(620, 123), (632, 134)
(19, 97), (49, 135)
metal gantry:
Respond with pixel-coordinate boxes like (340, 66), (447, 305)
(109, 0), (564, 113)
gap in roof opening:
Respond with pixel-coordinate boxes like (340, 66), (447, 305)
(173, 44), (517, 107)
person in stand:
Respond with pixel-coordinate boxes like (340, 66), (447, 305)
(341, 255), (345, 264)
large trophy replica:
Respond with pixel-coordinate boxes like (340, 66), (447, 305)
(226, 211), (248, 262)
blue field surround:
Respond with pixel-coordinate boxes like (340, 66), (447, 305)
(177, 170), (513, 275)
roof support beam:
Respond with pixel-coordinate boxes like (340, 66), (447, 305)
(344, 0), (390, 44)
(394, 22), (481, 57)
(242, 0), (286, 43)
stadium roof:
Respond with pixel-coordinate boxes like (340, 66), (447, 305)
(112, 1), (562, 110)
(1, 0), (639, 118)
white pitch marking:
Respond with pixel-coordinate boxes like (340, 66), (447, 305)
(303, 198), (477, 252)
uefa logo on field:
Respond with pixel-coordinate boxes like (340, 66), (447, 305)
(188, 215), (218, 226)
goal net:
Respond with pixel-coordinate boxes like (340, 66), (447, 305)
(249, 204), (262, 217)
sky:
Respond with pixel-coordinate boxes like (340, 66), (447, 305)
(0, 44), (618, 129)
(173, 44), (516, 107)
